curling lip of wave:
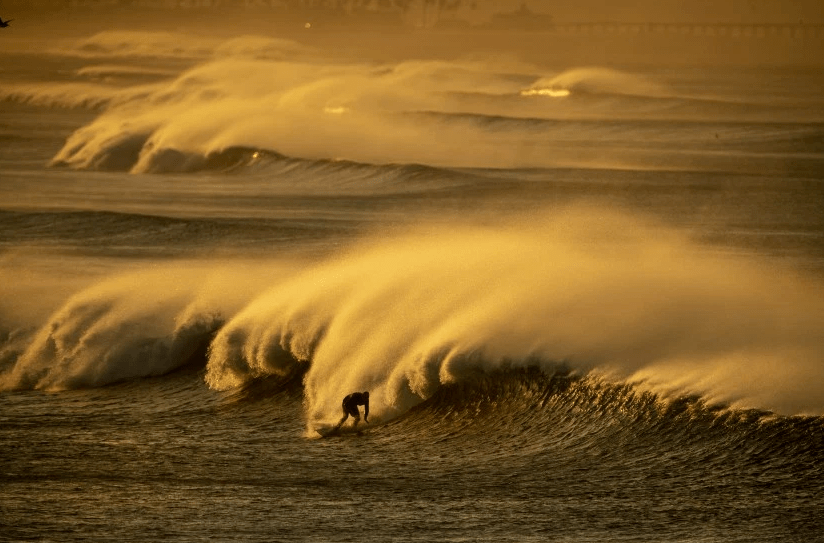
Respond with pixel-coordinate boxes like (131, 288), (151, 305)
(202, 209), (824, 421)
(0, 296), (223, 392)
(2, 209), (824, 419)
(0, 260), (268, 392)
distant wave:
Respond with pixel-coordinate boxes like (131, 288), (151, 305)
(50, 142), (281, 173)
(518, 67), (824, 124)
(56, 31), (218, 60)
(45, 54), (822, 173)
(1, 33), (317, 113)
(49, 140), (466, 183)
(75, 64), (180, 82)
(53, 31), (315, 62)
(0, 81), (159, 111)
(49, 56), (555, 171)
(213, 35), (318, 61)
(521, 67), (671, 99)
(0, 207), (358, 256)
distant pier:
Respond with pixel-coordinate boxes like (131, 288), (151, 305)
(17, 0), (824, 39)
(549, 22), (824, 39)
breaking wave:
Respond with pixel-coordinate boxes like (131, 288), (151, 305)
(56, 31), (213, 60)
(522, 66), (670, 99)
(56, 31), (315, 62)
(198, 208), (824, 423)
(0, 266), (224, 390)
(2, 208), (824, 426)
(0, 81), (159, 111)
(40, 51), (822, 174)
(3, 209), (824, 419)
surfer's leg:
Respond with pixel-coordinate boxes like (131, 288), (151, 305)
(335, 404), (349, 429)
(352, 412), (360, 429)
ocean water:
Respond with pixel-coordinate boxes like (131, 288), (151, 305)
(1, 24), (824, 542)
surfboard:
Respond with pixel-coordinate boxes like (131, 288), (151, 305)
(315, 425), (340, 438)
(314, 424), (365, 438)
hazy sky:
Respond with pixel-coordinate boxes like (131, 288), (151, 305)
(4, 0), (824, 23)
(502, 0), (823, 23)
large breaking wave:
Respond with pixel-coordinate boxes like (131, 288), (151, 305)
(4, 208), (823, 423)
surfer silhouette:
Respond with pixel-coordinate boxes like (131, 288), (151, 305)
(335, 391), (369, 430)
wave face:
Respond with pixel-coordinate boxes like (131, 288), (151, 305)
(201, 208), (824, 422)
(4, 207), (822, 423)
(387, 367), (824, 467)
(0, 265), (226, 390)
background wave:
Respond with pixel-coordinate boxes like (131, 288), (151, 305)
(54, 31), (315, 62)
(39, 52), (823, 174)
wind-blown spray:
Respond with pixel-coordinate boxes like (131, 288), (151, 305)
(204, 208), (824, 424)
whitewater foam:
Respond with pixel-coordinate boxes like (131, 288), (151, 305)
(200, 207), (824, 424)
(523, 67), (670, 99)
(47, 53), (812, 174)
(0, 261), (283, 391)
(2, 203), (822, 414)
(53, 58), (693, 172)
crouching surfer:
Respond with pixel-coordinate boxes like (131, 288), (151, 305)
(334, 391), (369, 430)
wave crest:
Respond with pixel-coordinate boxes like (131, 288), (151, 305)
(202, 208), (824, 425)
(524, 67), (670, 98)
(63, 31), (218, 60)
(57, 31), (313, 62)
(0, 267), (232, 391)
(53, 58), (683, 172)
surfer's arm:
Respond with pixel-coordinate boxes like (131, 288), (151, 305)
(364, 398), (369, 423)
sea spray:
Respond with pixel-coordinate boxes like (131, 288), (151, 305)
(522, 66), (669, 99)
(203, 207), (824, 425)
(50, 55), (690, 173)
(0, 261), (280, 391)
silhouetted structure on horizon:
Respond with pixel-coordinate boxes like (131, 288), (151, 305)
(4, 0), (823, 36)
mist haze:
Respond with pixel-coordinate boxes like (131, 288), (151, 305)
(2, 0), (823, 66)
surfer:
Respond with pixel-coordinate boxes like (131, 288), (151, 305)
(334, 391), (369, 430)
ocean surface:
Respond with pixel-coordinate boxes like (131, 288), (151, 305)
(1, 25), (824, 542)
